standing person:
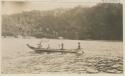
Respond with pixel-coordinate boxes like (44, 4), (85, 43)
(38, 40), (43, 48)
(61, 43), (64, 50)
(78, 42), (81, 49)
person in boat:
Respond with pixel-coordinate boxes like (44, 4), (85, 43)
(38, 39), (50, 49)
(38, 42), (42, 48)
(78, 42), (81, 49)
(60, 43), (64, 50)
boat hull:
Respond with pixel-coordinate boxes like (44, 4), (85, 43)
(26, 44), (79, 54)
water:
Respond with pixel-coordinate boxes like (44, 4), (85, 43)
(1, 38), (123, 74)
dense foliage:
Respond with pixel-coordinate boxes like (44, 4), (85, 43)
(2, 3), (123, 40)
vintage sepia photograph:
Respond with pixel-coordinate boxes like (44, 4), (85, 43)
(1, 0), (123, 74)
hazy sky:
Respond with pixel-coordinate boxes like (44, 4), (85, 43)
(2, 1), (98, 15)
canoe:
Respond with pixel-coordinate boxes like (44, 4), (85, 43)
(26, 44), (79, 54)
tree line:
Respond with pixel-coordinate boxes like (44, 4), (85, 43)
(2, 3), (123, 40)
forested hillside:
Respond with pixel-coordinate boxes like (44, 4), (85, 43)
(2, 3), (123, 40)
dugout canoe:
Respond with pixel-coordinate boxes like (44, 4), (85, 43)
(26, 44), (81, 54)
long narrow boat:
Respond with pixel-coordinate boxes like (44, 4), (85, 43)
(26, 44), (80, 54)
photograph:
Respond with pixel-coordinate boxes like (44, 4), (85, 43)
(1, 1), (123, 74)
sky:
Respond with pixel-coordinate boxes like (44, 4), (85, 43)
(2, 1), (98, 15)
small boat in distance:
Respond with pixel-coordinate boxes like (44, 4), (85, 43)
(26, 42), (84, 54)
